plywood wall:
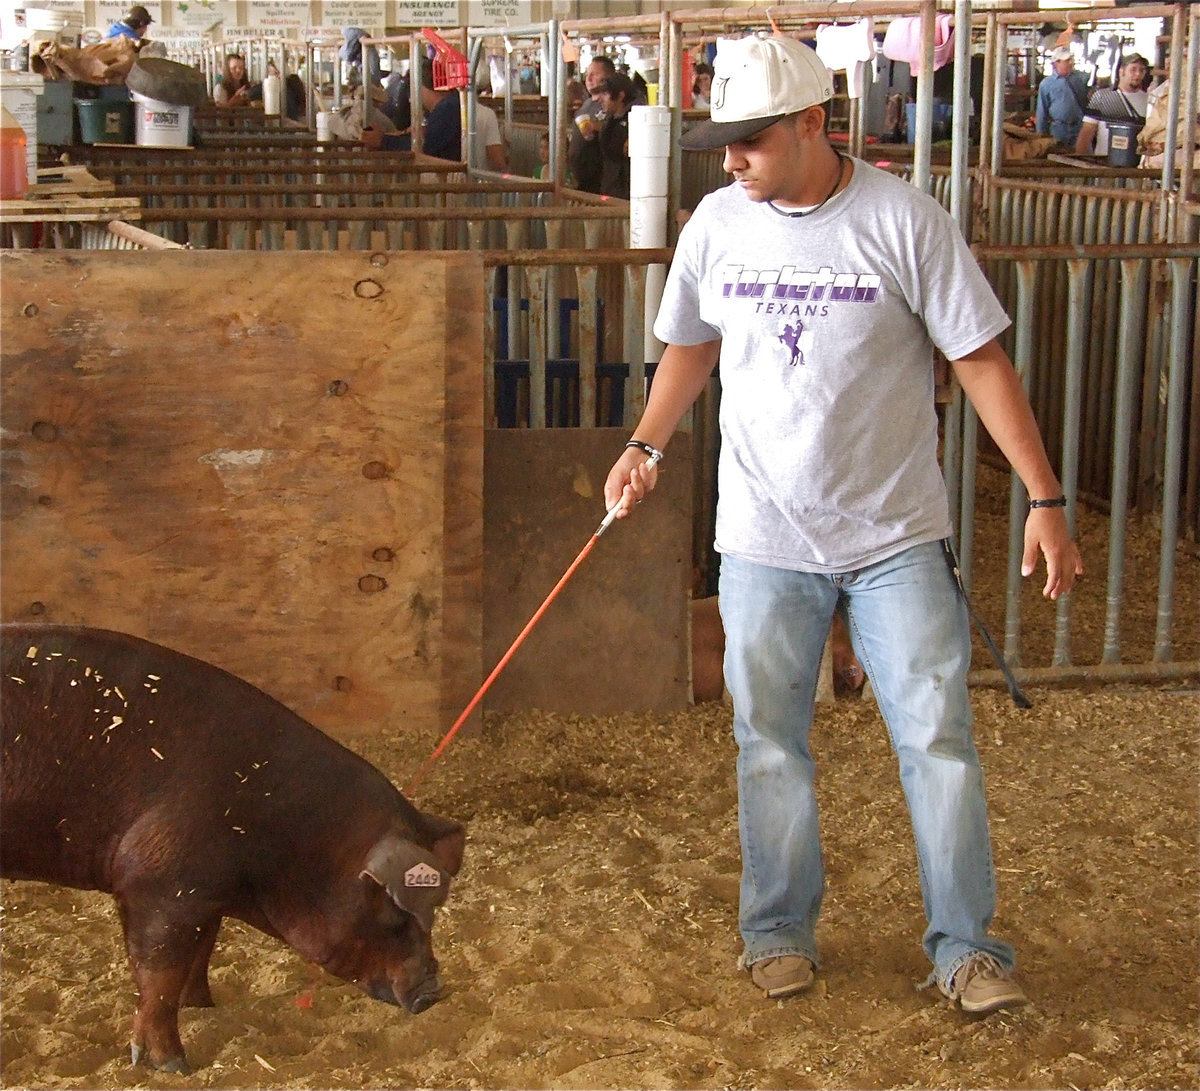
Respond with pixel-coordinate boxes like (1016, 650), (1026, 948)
(0, 249), (483, 741)
(483, 427), (692, 714)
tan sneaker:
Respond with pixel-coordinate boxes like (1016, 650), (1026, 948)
(750, 955), (814, 999)
(939, 953), (1027, 1014)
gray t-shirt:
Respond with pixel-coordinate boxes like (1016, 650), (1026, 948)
(655, 157), (1010, 573)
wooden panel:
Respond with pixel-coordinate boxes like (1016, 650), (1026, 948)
(0, 250), (484, 741)
(483, 428), (692, 714)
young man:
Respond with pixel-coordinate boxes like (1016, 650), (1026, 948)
(604, 35), (1082, 1013)
(591, 72), (636, 199)
(419, 59), (462, 161)
(106, 4), (152, 40)
(1075, 53), (1149, 156)
(1036, 46), (1090, 147)
(568, 55), (617, 193)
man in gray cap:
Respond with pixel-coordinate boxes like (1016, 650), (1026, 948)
(1036, 46), (1090, 146)
(605, 34), (1080, 1014)
(106, 5), (153, 40)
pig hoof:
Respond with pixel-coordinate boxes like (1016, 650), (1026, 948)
(409, 991), (439, 1014)
(130, 1042), (191, 1074)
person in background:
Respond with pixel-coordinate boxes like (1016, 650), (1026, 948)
(383, 67), (412, 131)
(1074, 53), (1149, 155)
(592, 71), (636, 200)
(420, 57), (462, 161)
(330, 82), (397, 144)
(1036, 46), (1089, 147)
(1138, 62), (1200, 168)
(214, 53), (252, 108)
(472, 96), (506, 171)
(568, 55), (617, 193)
(284, 74), (306, 124)
(605, 34), (1080, 1012)
(692, 62), (714, 109)
(533, 130), (551, 179)
(106, 4), (152, 40)
(566, 79), (587, 115)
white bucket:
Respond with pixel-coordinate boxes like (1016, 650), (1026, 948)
(629, 155), (668, 200)
(131, 93), (192, 147)
(628, 105), (671, 158)
(316, 110), (335, 142)
(262, 73), (282, 116)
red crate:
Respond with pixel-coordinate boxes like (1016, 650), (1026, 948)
(422, 27), (470, 90)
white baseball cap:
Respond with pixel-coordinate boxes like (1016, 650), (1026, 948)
(1050, 46), (1074, 63)
(680, 35), (834, 151)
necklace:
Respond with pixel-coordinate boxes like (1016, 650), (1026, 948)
(766, 151), (848, 219)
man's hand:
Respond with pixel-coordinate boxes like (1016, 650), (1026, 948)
(603, 447), (660, 521)
(1022, 507), (1084, 599)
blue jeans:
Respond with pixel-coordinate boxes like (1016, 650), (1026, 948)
(718, 542), (1015, 985)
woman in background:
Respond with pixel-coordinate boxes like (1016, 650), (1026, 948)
(692, 62), (714, 109)
(214, 53), (251, 108)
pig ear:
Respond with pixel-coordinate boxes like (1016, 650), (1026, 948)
(360, 837), (448, 934)
(420, 813), (465, 877)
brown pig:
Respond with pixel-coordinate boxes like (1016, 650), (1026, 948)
(0, 623), (465, 1074)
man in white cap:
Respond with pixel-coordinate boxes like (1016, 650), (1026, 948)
(604, 34), (1080, 1013)
(1036, 46), (1090, 146)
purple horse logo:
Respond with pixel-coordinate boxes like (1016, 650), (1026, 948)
(779, 321), (805, 366)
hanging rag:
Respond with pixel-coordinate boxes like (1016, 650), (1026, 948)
(341, 27), (382, 86)
(882, 14), (955, 73)
(815, 19), (876, 100)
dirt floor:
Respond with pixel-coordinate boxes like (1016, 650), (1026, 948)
(3, 468), (1199, 1091)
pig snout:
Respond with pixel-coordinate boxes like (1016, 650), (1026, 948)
(404, 971), (443, 1014)
(360, 951), (442, 1013)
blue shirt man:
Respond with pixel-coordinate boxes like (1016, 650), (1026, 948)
(106, 4), (152, 40)
(1036, 47), (1089, 146)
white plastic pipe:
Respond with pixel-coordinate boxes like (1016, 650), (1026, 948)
(628, 104), (671, 361)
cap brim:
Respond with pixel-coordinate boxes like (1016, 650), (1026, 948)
(679, 113), (785, 151)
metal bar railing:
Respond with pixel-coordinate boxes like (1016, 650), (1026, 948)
(971, 242), (1197, 679)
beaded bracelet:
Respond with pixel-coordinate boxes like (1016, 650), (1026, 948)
(1028, 497), (1067, 510)
(625, 440), (664, 462)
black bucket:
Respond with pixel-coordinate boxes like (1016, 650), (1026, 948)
(1107, 120), (1144, 167)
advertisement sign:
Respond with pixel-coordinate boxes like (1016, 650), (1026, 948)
(394, 2), (459, 29)
(320, 1), (386, 35)
(467, 1), (531, 27)
(97, 1), (162, 29)
(169, 1), (237, 32)
(246, 1), (311, 32)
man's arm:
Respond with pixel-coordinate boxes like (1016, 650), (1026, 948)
(951, 338), (1083, 599)
(603, 339), (721, 519)
(1074, 118), (1099, 154)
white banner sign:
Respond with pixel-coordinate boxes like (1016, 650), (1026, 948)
(96, 1), (162, 28)
(223, 26), (293, 40)
(20, 0), (84, 12)
(393, 1), (459, 28)
(168, 1), (237, 32)
(246, 1), (311, 31)
(467, 1), (530, 27)
(148, 28), (208, 49)
(320, 1), (386, 33)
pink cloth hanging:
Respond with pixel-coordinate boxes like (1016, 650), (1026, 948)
(881, 14), (955, 72)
